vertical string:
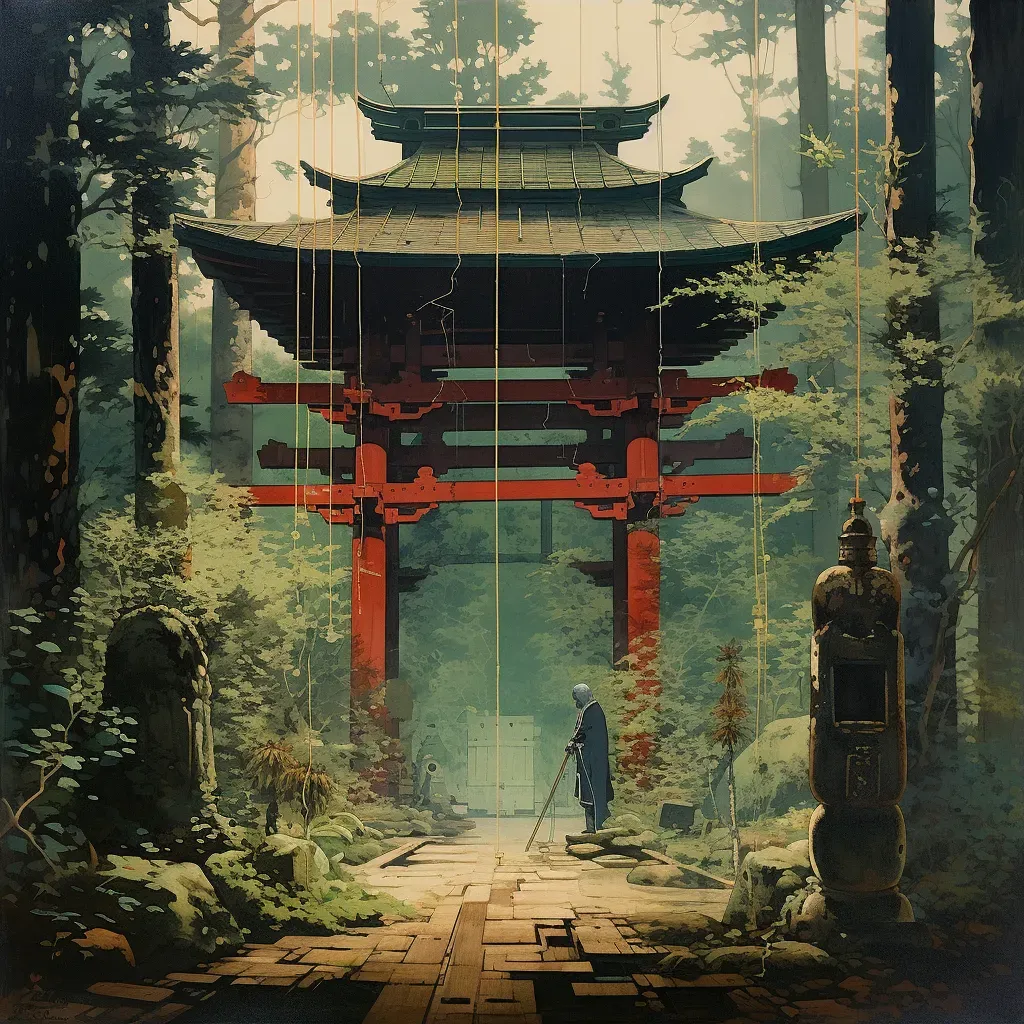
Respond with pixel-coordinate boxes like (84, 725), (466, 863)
(655, 5), (665, 506)
(354, 0), (365, 674)
(749, 0), (767, 760)
(853, 0), (862, 499)
(293, 3), (303, 545)
(328, 0), (337, 638)
(493, 0), (502, 852)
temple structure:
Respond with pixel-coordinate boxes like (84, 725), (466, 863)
(175, 94), (857, 789)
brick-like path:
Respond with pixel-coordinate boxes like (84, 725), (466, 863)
(5, 827), (736, 1024)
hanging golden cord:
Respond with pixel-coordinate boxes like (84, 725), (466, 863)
(749, 0), (768, 761)
(655, 3), (665, 508)
(354, 0), (366, 653)
(293, 3), (303, 542)
(852, 0), (863, 498)
(327, 0), (337, 641)
(493, 0), (502, 850)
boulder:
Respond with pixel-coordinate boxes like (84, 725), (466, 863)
(612, 830), (661, 853)
(564, 827), (630, 846)
(253, 834), (330, 888)
(566, 843), (604, 859)
(633, 911), (724, 944)
(713, 716), (813, 820)
(702, 945), (768, 977)
(762, 940), (836, 977)
(593, 854), (639, 868)
(51, 928), (136, 981)
(655, 948), (703, 978)
(725, 846), (815, 931)
(627, 863), (693, 889)
(787, 839), (810, 860)
(56, 857), (242, 974)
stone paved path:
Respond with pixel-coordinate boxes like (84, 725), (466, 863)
(5, 824), (738, 1024)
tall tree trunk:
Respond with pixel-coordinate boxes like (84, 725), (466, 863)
(210, 0), (256, 484)
(878, 0), (956, 754)
(795, 0), (838, 561)
(130, 3), (188, 539)
(795, 0), (830, 218)
(970, 0), (1024, 745)
(0, 1), (81, 639)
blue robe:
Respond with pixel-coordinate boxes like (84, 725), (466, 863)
(572, 700), (614, 828)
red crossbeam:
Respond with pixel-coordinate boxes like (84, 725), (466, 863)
(249, 467), (796, 523)
(224, 368), (797, 421)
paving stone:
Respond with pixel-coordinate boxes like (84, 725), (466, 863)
(483, 921), (537, 944)
(364, 982), (433, 1024)
(571, 982), (639, 997)
(375, 934), (414, 952)
(133, 1004), (191, 1022)
(274, 933), (377, 949)
(368, 950), (408, 963)
(87, 984), (171, 1004)
(239, 961), (315, 977)
(300, 948), (370, 968)
(512, 906), (574, 920)
(164, 973), (219, 985)
(405, 937), (448, 963)
(390, 963), (441, 985)
(486, 905), (514, 920)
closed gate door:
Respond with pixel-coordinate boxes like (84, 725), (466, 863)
(467, 713), (535, 816)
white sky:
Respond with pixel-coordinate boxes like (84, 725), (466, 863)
(172, 0), (965, 224)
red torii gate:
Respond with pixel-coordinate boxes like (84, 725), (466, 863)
(175, 92), (855, 788)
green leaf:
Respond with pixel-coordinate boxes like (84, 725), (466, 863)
(36, 641), (62, 654)
(30, 728), (51, 739)
(42, 684), (72, 700)
(10, 672), (30, 686)
(56, 776), (80, 790)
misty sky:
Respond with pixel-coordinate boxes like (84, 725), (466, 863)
(171, 0), (964, 226)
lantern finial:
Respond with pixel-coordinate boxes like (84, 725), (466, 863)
(838, 496), (876, 568)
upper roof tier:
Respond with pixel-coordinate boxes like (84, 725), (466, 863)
(356, 93), (669, 149)
(300, 147), (713, 208)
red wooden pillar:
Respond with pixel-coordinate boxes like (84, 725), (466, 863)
(349, 437), (397, 795)
(351, 524), (387, 699)
(617, 435), (662, 788)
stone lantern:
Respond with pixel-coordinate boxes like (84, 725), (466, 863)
(803, 498), (914, 927)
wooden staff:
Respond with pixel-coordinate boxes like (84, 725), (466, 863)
(525, 745), (574, 852)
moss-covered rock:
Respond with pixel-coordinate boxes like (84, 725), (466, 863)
(633, 911), (724, 944)
(725, 845), (815, 930)
(204, 849), (416, 942)
(714, 716), (813, 820)
(53, 856), (242, 975)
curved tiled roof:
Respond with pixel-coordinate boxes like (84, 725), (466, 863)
(300, 147), (712, 207)
(355, 93), (669, 147)
(175, 202), (858, 268)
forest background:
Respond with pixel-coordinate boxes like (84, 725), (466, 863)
(2, 0), (1024, 962)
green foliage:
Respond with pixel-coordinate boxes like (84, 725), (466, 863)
(2, 607), (137, 882)
(78, 8), (270, 235)
(205, 851), (415, 938)
(258, 0), (549, 115)
(711, 641), (749, 749)
(599, 52), (631, 105)
(799, 126), (844, 170)
(75, 462), (354, 827)
(901, 746), (1024, 923)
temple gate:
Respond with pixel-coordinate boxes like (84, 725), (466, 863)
(176, 94), (856, 790)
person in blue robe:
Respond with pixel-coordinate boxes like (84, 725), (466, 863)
(567, 683), (614, 833)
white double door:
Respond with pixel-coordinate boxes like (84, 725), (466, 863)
(467, 713), (535, 816)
